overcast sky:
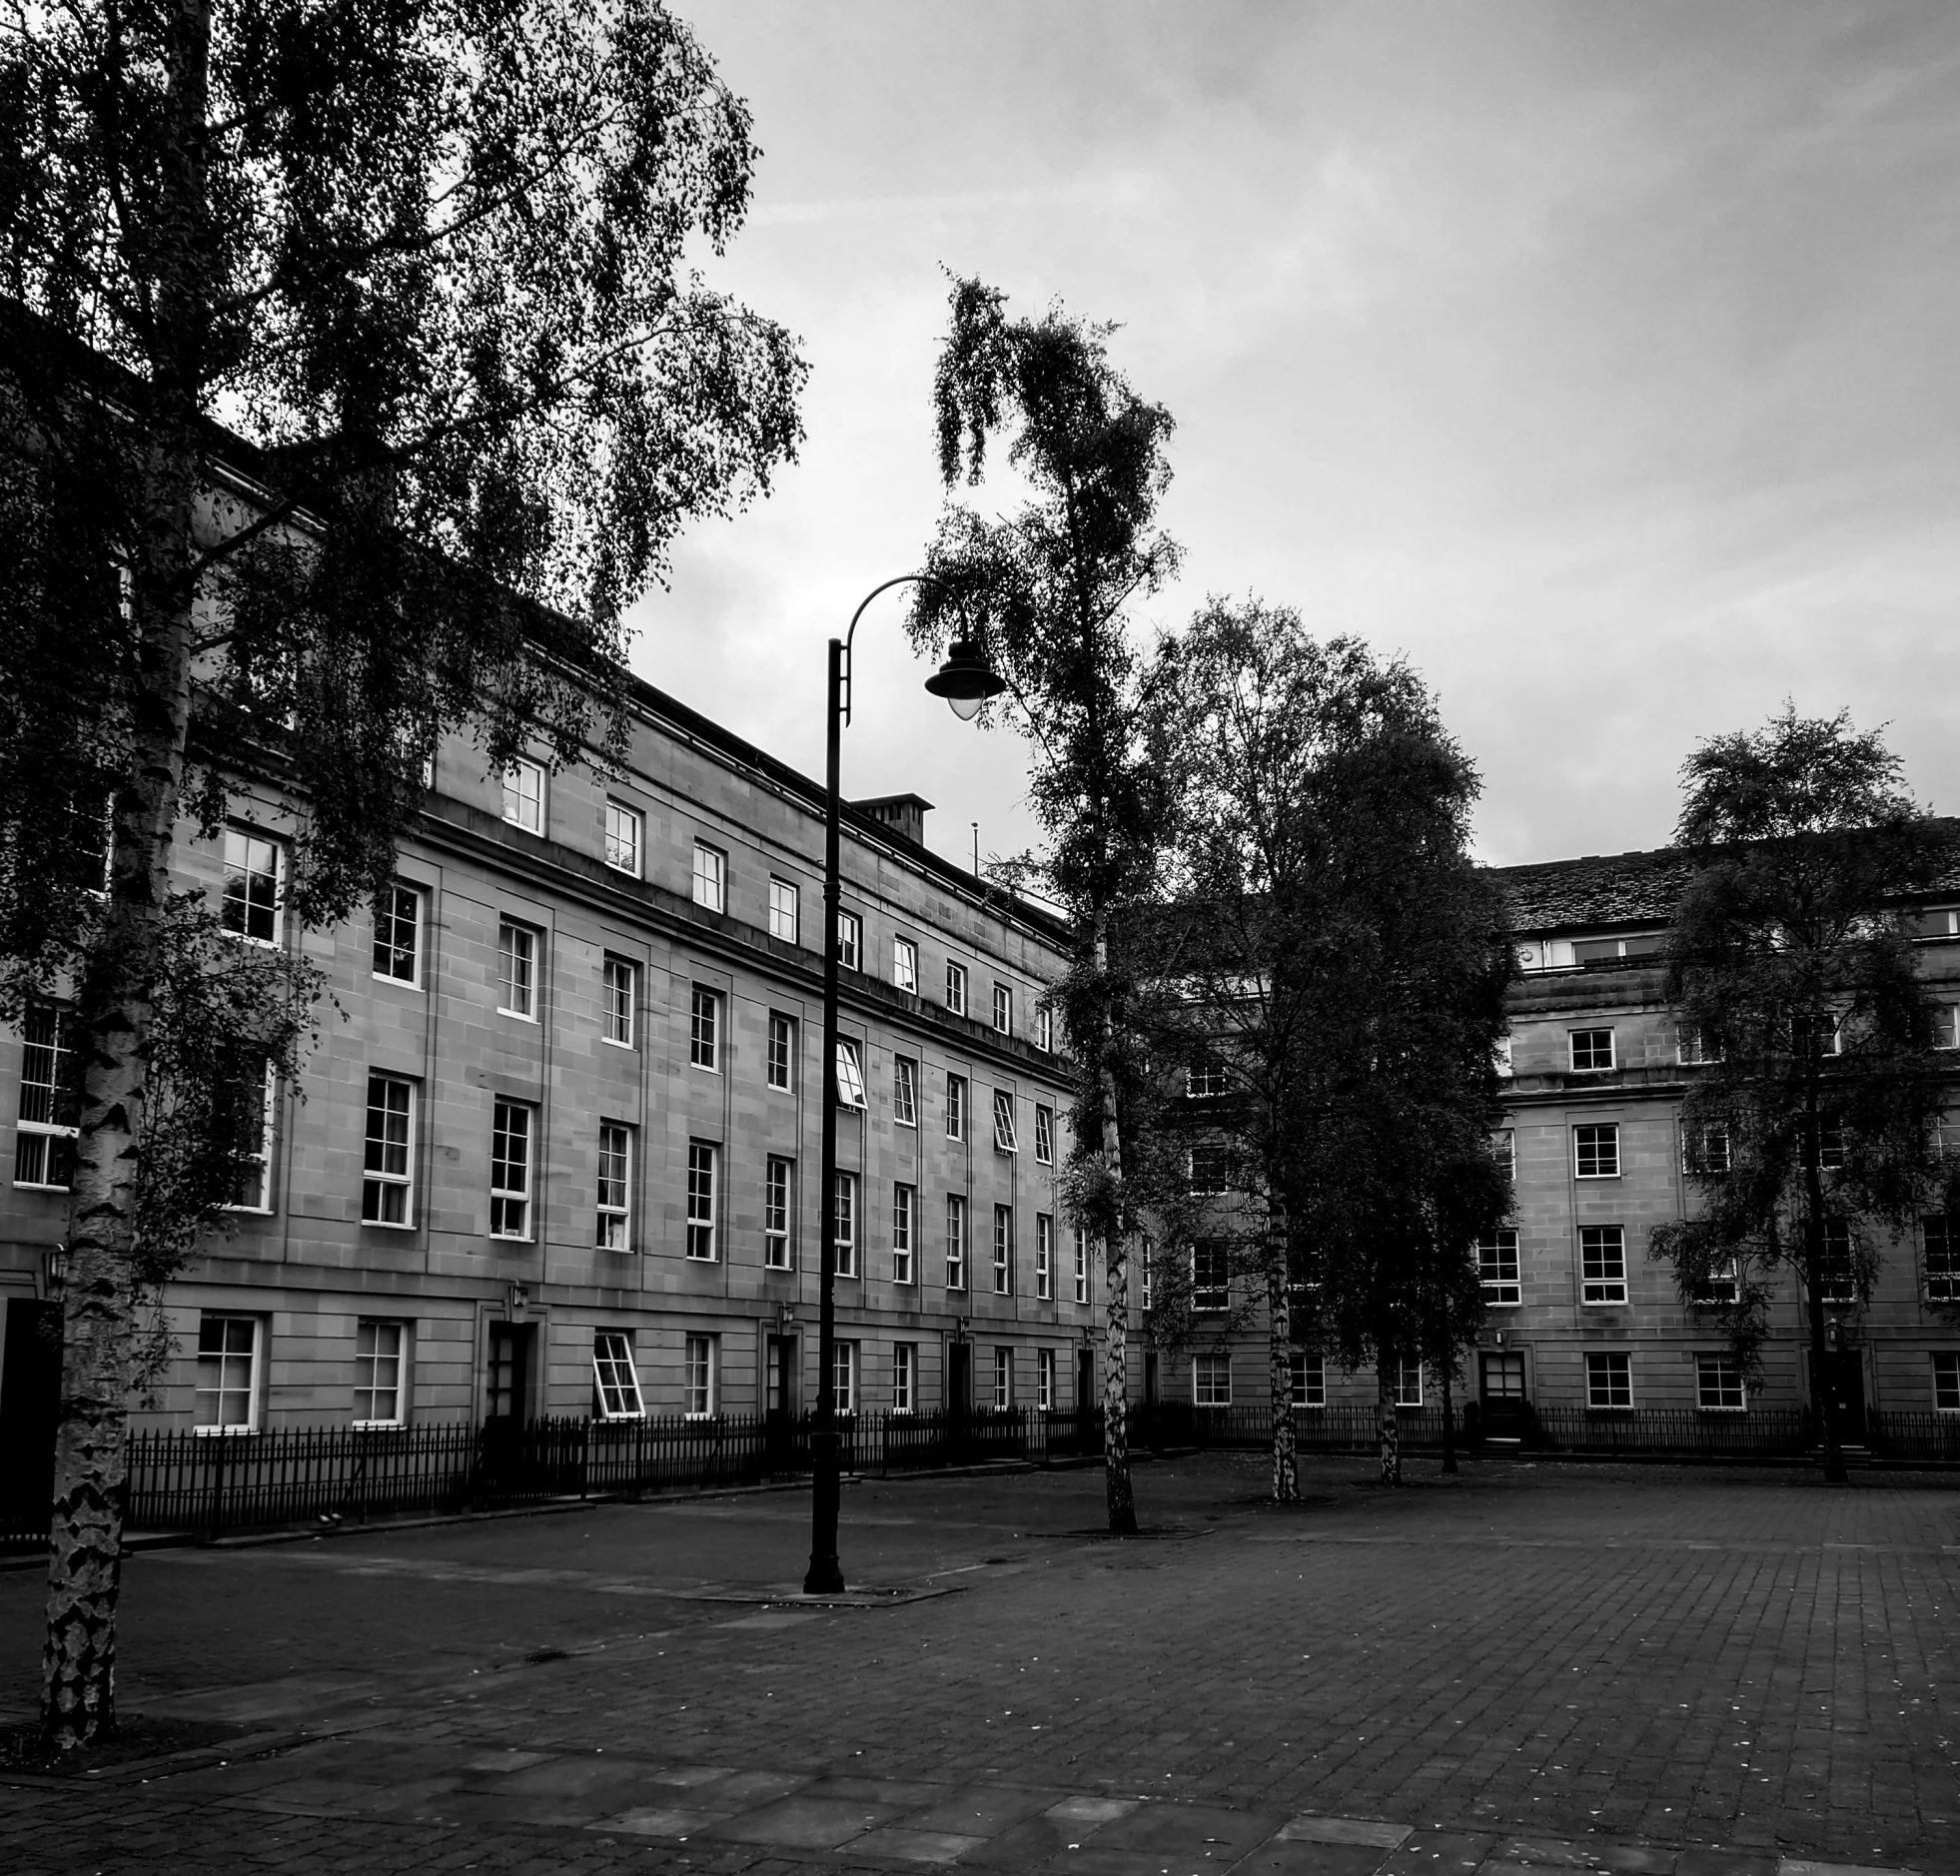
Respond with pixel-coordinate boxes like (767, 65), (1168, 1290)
(634, 1), (1960, 875)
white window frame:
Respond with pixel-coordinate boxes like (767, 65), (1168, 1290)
(992, 1345), (1013, 1409)
(764, 1155), (794, 1270)
(596, 1121), (633, 1252)
(692, 841), (726, 913)
(1290, 1352), (1326, 1409)
(945, 959), (968, 1016)
(373, 881), (424, 987)
(593, 1332), (645, 1420)
(1695, 1352), (1745, 1412)
(222, 1058), (277, 1214)
(1493, 1036), (1513, 1078)
(604, 799), (643, 877)
(1035, 1213), (1054, 1300)
(833, 1169), (859, 1278)
(1933, 1351), (1960, 1413)
(1193, 1240), (1229, 1313)
(766, 1011), (795, 1091)
(1395, 1359), (1424, 1408)
(14, 1001), (78, 1191)
(490, 1099), (533, 1239)
(689, 986), (720, 1071)
(1493, 1129), (1515, 1178)
(946, 1193), (967, 1291)
(992, 982), (1012, 1035)
(1186, 1059), (1229, 1099)
(1038, 1347), (1056, 1411)
(992, 1089), (1018, 1154)
(1036, 1004), (1053, 1053)
(1569, 1028), (1615, 1073)
(353, 1320), (409, 1428)
(893, 936), (919, 993)
(221, 826), (285, 947)
(601, 955), (637, 1049)
(684, 1334), (719, 1419)
(893, 1056), (918, 1127)
(946, 1073), (967, 1142)
(833, 1339), (859, 1414)
(361, 1072), (416, 1228)
(1194, 1352), (1232, 1408)
(1580, 1225), (1627, 1305)
(1073, 1226), (1090, 1305)
(1678, 1026), (1719, 1066)
(686, 1141), (718, 1261)
(992, 1204), (1013, 1296)
(497, 920), (538, 1020)
(195, 1314), (262, 1432)
(1189, 1145), (1229, 1195)
(1692, 1255), (1740, 1306)
(893, 1181), (916, 1285)
(1034, 1104), (1054, 1165)
(768, 876), (800, 944)
(501, 758), (545, 833)
(835, 909), (862, 971)
(1818, 1219), (1857, 1303)
(1573, 1123), (1620, 1179)
(1925, 1217), (1958, 1303)
(893, 1342), (916, 1413)
(1585, 1351), (1633, 1410)
(1935, 1005), (1960, 1052)
(1476, 1230), (1519, 1306)
(835, 1039), (867, 1110)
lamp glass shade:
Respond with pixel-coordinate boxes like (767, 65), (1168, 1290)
(924, 638), (1006, 718)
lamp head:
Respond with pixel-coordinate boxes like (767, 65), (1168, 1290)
(924, 639), (1006, 721)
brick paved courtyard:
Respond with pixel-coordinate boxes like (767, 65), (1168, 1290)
(0, 1453), (1955, 1875)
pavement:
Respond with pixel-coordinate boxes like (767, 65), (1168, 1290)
(0, 1452), (1954, 1876)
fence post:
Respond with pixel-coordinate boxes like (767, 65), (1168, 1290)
(207, 1431), (227, 1544)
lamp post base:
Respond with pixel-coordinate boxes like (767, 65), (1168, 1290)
(803, 1430), (845, 1594)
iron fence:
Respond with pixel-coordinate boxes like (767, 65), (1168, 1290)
(1866, 1409), (1960, 1463)
(1527, 1407), (1814, 1458)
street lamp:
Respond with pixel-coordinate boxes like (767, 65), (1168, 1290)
(805, 576), (1004, 1596)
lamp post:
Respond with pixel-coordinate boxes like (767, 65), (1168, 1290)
(805, 577), (1004, 1595)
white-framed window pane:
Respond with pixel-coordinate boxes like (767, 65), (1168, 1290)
(893, 937), (918, 993)
(602, 956), (636, 1047)
(1574, 1124), (1619, 1179)
(1696, 1353), (1745, 1411)
(1190, 1146), (1229, 1194)
(690, 987), (719, 1070)
(373, 883), (422, 985)
(1926, 1218), (1959, 1303)
(1194, 1353), (1231, 1407)
(1580, 1226), (1626, 1304)
(1039, 1347), (1056, 1410)
(1585, 1352), (1633, 1409)
(593, 1331), (645, 1419)
(893, 1056), (917, 1126)
(1073, 1226), (1090, 1305)
(490, 1100), (532, 1238)
(1035, 1214), (1053, 1300)
(221, 827), (283, 944)
(1194, 1240), (1228, 1312)
(835, 1040), (867, 1110)
(946, 1075), (966, 1141)
(992, 1204), (1013, 1295)
(992, 983), (1012, 1034)
(992, 1089), (1018, 1153)
(835, 911), (861, 970)
(497, 921), (536, 1018)
(1569, 1028), (1614, 1072)
(501, 759), (544, 832)
(1395, 1359), (1424, 1407)
(354, 1321), (407, 1425)
(767, 1012), (795, 1091)
(1036, 1005), (1053, 1053)
(993, 1346), (1012, 1409)
(768, 877), (800, 943)
(1186, 1059), (1229, 1098)
(686, 1141), (718, 1260)
(222, 1057), (276, 1212)
(692, 842), (726, 912)
(1819, 1220), (1857, 1303)
(1142, 1237), (1153, 1312)
(946, 1194), (967, 1290)
(893, 1182), (915, 1284)
(1493, 1129), (1515, 1178)
(833, 1170), (858, 1277)
(764, 1156), (794, 1269)
(1290, 1352), (1326, 1409)
(1034, 1105), (1053, 1165)
(834, 1341), (858, 1413)
(195, 1315), (260, 1430)
(893, 1342), (916, 1413)
(684, 1335), (718, 1417)
(604, 800), (643, 876)
(596, 1122), (632, 1251)
(14, 1001), (79, 1190)
(1934, 1351), (1960, 1413)
(1476, 1230), (1519, 1306)
(945, 961), (967, 1015)
(361, 1073), (415, 1226)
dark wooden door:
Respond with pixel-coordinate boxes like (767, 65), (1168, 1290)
(1817, 1350), (1867, 1442)
(1076, 1349), (1095, 1409)
(1, 1299), (62, 1535)
(765, 1335), (795, 1470)
(1479, 1353), (1528, 1440)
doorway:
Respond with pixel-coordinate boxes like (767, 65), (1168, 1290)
(486, 1322), (533, 1422)
(1076, 1348), (1095, 1411)
(1478, 1351), (1528, 1442)
(1, 1299), (61, 1532)
(1815, 1349), (1867, 1443)
(765, 1334), (796, 1471)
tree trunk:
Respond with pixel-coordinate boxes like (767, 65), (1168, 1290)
(1093, 919), (1138, 1534)
(1440, 1352), (1458, 1475)
(43, 0), (212, 1751)
(1377, 1354), (1401, 1486)
(1268, 1258), (1296, 1501)
(1800, 1104), (1847, 1486)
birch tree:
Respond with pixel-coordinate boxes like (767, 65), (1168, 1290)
(0, 0), (804, 1749)
(909, 278), (1180, 1534)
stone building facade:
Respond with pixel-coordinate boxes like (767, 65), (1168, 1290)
(0, 677), (1098, 1440)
